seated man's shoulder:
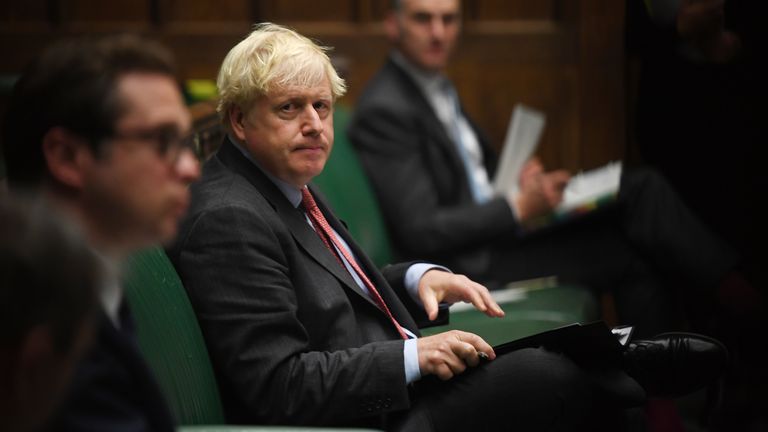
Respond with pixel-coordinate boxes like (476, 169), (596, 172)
(357, 68), (414, 112)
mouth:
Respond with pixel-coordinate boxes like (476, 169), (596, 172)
(293, 144), (326, 155)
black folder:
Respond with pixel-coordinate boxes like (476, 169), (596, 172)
(493, 321), (633, 368)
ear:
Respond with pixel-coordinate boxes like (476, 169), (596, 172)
(384, 10), (400, 42)
(41, 127), (94, 189)
(228, 106), (248, 142)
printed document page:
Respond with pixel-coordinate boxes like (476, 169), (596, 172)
(493, 104), (545, 195)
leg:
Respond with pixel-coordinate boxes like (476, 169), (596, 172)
(490, 213), (679, 337)
(617, 167), (739, 289)
(396, 347), (628, 432)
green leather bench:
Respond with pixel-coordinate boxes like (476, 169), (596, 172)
(312, 105), (393, 267)
(421, 284), (598, 346)
(123, 247), (381, 432)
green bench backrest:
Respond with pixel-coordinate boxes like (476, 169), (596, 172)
(312, 105), (393, 267)
(123, 247), (226, 425)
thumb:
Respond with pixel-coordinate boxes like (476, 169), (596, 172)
(421, 287), (439, 321)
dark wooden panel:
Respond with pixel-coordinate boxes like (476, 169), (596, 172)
(0, 0), (628, 173)
(576, 0), (626, 169)
(158, 0), (253, 25)
(468, 0), (556, 21)
(0, 1), (50, 29)
(59, 0), (151, 30)
(256, 0), (358, 22)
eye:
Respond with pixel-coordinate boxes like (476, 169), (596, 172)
(412, 12), (431, 24)
(279, 102), (297, 113)
(154, 128), (178, 155)
(443, 14), (458, 26)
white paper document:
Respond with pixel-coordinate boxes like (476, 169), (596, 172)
(558, 161), (622, 213)
(493, 104), (546, 195)
(493, 103), (623, 223)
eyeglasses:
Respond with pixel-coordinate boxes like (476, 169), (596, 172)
(109, 126), (198, 164)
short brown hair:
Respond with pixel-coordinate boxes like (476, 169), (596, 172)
(2, 34), (179, 188)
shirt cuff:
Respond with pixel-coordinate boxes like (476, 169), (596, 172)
(403, 338), (421, 384)
(404, 263), (451, 306)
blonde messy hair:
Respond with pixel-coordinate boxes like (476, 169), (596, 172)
(217, 22), (347, 131)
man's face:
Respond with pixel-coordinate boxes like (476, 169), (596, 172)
(233, 80), (334, 188)
(81, 73), (199, 249)
(389, 0), (461, 73)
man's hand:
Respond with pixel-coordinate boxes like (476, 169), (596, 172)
(418, 270), (504, 321)
(677, 0), (741, 63)
(514, 158), (570, 222)
(417, 330), (496, 380)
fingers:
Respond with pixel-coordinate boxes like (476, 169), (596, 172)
(474, 281), (505, 318)
(459, 278), (504, 318)
(421, 287), (439, 321)
(519, 158), (544, 186)
(419, 272), (504, 319)
(417, 331), (495, 380)
(440, 275), (504, 318)
(459, 331), (495, 361)
(549, 170), (571, 187)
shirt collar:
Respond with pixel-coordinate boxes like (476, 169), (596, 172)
(229, 135), (304, 208)
(91, 248), (123, 327)
(390, 50), (449, 95)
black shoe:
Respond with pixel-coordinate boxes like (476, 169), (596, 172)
(623, 332), (729, 398)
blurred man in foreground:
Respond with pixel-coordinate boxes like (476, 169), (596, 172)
(2, 34), (200, 431)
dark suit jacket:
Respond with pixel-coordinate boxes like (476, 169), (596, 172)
(43, 308), (175, 432)
(348, 57), (519, 281)
(168, 139), (442, 427)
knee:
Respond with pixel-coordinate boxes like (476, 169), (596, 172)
(518, 348), (590, 392)
(494, 348), (595, 428)
(620, 166), (671, 199)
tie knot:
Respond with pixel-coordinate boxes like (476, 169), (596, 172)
(301, 187), (318, 212)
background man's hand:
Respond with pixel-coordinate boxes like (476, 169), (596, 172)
(677, 0), (740, 62)
(417, 330), (496, 380)
(418, 270), (504, 321)
(514, 158), (570, 222)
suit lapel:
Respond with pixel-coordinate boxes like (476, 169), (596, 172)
(386, 58), (469, 180)
(310, 185), (417, 330)
(215, 140), (380, 309)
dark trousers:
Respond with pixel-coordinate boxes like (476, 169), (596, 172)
(394, 347), (644, 432)
(487, 168), (738, 337)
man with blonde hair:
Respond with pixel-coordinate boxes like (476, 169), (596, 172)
(170, 23), (726, 431)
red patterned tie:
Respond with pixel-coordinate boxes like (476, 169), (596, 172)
(301, 187), (409, 340)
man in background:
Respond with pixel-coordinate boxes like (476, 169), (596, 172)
(348, 0), (757, 339)
(2, 34), (200, 431)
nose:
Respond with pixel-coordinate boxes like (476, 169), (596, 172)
(430, 16), (446, 39)
(301, 106), (324, 136)
(174, 149), (201, 184)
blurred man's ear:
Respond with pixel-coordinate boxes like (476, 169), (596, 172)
(384, 10), (401, 42)
(41, 127), (93, 189)
(229, 106), (248, 142)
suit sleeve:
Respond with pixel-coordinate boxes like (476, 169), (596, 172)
(349, 104), (520, 258)
(175, 203), (411, 425)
